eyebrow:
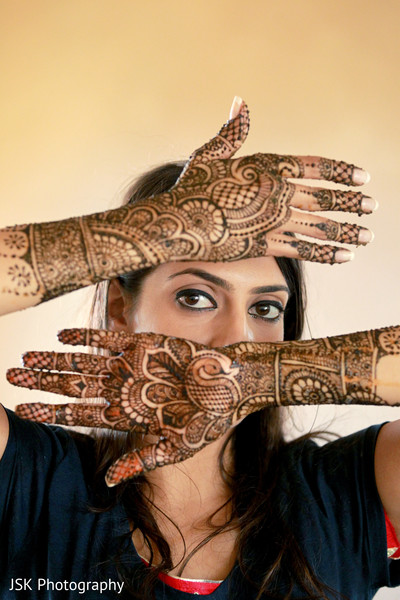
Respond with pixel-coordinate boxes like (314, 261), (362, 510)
(167, 268), (290, 296)
(250, 285), (290, 296)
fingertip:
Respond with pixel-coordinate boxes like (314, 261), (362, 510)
(353, 168), (370, 186)
(58, 328), (82, 346)
(229, 96), (243, 120)
(105, 477), (117, 488)
(358, 228), (374, 245)
(335, 249), (355, 263)
(361, 196), (379, 212)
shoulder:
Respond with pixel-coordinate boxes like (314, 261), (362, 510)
(0, 406), (96, 494)
(274, 425), (386, 536)
(0, 404), (9, 461)
(280, 424), (383, 479)
(271, 427), (393, 590)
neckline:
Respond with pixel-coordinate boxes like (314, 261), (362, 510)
(114, 501), (236, 596)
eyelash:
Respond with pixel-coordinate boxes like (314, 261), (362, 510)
(175, 289), (285, 322)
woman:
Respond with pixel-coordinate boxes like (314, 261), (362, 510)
(1, 99), (400, 599)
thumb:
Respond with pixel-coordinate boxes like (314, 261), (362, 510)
(105, 439), (196, 486)
(189, 97), (250, 164)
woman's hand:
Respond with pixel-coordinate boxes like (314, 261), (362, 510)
(87, 99), (374, 275)
(147, 99), (373, 265)
(0, 99), (374, 315)
(7, 325), (400, 486)
(8, 329), (242, 487)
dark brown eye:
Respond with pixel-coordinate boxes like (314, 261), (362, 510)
(183, 294), (201, 306)
(176, 290), (216, 310)
(249, 302), (282, 321)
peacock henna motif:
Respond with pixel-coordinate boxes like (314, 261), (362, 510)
(2, 101), (373, 305)
(7, 325), (400, 485)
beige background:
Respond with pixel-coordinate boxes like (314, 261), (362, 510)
(0, 2), (399, 596)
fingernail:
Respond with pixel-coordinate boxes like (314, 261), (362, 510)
(229, 96), (243, 120)
(335, 250), (354, 263)
(361, 196), (379, 212)
(353, 168), (370, 185)
(358, 228), (374, 244)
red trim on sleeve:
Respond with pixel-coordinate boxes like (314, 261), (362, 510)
(385, 509), (400, 559)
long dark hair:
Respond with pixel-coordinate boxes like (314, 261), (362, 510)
(88, 163), (336, 599)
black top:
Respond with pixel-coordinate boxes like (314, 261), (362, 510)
(1, 407), (399, 599)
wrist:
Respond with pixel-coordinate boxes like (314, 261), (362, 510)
(226, 328), (400, 412)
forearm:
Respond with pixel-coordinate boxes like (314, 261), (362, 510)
(228, 326), (400, 415)
(0, 201), (170, 316)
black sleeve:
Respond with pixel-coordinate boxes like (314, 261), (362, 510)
(278, 425), (400, 593)
(0, 407), (92, 568)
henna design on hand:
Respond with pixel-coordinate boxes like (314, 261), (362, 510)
(7, 326), (400, 485)
(223, 326), (400, 413)
(3, 101), (373, 304)
(312, 189), (369, 215)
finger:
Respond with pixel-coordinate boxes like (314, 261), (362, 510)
(229, 95), (243, 120)
(7, 367), (105, 398)
(105, 439), (197, 486)
(277, 211), (373, 245)
(256, 154), (369, 186)
(189, 99), (250, 163)
(15, 402), (58, 423)
(14, 401), (112, 428)
(266, 234), (355, 264)
(58, 328), (136, 352)
(290, 185), (377, 215)
(22, 351), (110, 374)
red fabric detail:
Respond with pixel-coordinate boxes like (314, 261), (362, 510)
(385, 509), (400, 559)
(140, 556), (221, 594)
(156, 572), (221, 594)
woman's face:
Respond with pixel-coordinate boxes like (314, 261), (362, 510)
(123, 256), (289, 347)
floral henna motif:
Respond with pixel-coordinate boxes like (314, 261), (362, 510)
(0, 228), (41, 298)
(377, 328), (400, 354)
(8, 326), (400, 484)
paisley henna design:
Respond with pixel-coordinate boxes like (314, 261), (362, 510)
(2, 101), (372, 306)
(8, 325), (400, 485)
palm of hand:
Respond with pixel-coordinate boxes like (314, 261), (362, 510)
(101, 333), (241, 444)
(9, 329), (242, 486)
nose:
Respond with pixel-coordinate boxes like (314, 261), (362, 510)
(208, 311), (253, 347)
